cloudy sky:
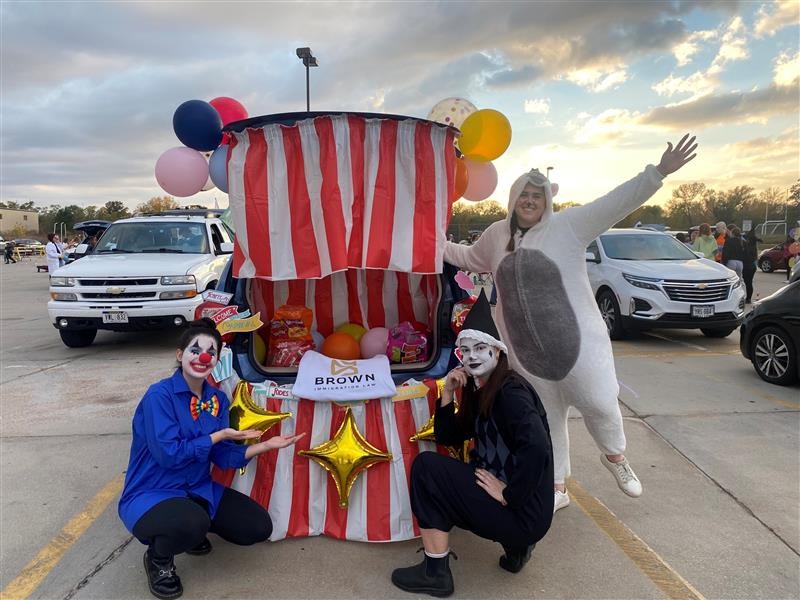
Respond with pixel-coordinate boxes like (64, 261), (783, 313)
(1, 1), (798, 212)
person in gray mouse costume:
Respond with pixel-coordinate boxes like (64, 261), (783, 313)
(444, 134), (697, 512)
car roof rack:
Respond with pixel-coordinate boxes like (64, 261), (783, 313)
(134, 208), (225, 218)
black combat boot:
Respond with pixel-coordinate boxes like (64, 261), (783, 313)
(499, 543), (535, 573)
(143, 549), (183, 599)
(185, 537), (212, 556)
(391, 549), (456, 597)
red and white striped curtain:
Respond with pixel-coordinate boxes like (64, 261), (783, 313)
(228, 115), (457, 281)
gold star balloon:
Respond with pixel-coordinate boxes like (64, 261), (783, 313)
(229, 380), (292, 436)
(409, 379), (469, 462)
(299, 406), (392, 507)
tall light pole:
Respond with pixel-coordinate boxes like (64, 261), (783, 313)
(546, 166), (554, 180)
(295, 47), (318, 112)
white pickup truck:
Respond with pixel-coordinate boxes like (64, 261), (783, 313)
(48, 210), (234, 347)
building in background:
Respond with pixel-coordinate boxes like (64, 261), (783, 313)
(0, 207), (39, 235)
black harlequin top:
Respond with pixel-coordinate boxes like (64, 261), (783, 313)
(434, 373), (554, 524)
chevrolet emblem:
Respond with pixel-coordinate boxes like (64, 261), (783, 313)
(106, 287), (126, 294)
(696, 283), (708, 289)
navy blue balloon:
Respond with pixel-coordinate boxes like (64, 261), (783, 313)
(173, 100), (223, 152)
(209, 145), (229, 193)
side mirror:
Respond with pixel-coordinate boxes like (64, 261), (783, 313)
(585, 251), (600, 263)
(694, 251), (704, 259)
(219, 242), (234, 254)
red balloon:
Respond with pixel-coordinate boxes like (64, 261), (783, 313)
(209, 97), (248, 127)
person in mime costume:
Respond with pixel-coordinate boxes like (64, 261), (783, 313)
(391, 290), (554, 598)
(444, 135), (697, 512)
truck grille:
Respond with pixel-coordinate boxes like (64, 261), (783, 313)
(662, 280), (731, 302)
(78, 278), (159, 286)
(81, 292), (158, 299)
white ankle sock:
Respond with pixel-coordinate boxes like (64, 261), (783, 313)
(425, 549), (450, 559)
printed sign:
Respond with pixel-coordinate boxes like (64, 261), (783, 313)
(210, 305), (240, 324)
(203, 290), (234, 305)
(293, 350), (396, 401)
(217, 312), (264, 335)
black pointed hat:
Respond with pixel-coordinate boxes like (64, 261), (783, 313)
(456, 289), (508, 352)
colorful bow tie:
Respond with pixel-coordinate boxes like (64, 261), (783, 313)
(190, 394), (220, 420)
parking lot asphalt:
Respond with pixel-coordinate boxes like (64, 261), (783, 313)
(1, 260), (798, 599)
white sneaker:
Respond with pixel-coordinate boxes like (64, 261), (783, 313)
(553, 490), (570, 513)
(601, 454), (643, 497)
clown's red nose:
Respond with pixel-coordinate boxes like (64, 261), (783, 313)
(199, 352), (212, 365)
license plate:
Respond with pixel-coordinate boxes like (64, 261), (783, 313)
(102, 311), (129, 324)
(691, 305), (715, 318)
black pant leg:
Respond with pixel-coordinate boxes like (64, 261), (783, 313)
(410, 451), (546, 548)
(132, 498), (211, 557)
(209, 488), (272, 545)
(743, 268), (755, 302)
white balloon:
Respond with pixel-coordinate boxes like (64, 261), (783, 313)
(427, 97), (478, 129)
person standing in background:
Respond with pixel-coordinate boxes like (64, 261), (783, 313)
(742, 229), (762, 303)
(692, 223), (718, 259)
(714, 221), (728, 262)
(721, 227), (745, 283)
(45, 233), (63, 274)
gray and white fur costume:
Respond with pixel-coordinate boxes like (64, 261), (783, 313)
(444, 165), (664, 483)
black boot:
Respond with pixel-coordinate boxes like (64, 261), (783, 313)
(143, 549), (183, 599)
(499, 543), (535, 573)
(185, 537), (212, 556)
(391, 549), (456, 597)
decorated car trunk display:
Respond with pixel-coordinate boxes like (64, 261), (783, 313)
(206, 112), (466, 542)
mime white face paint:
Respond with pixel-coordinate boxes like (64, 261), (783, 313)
(458, 337), (500, 380)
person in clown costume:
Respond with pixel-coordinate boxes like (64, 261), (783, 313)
(118, 318), (304, 599)
(444, 135), (697, 513)
(392, 290), (553, 597)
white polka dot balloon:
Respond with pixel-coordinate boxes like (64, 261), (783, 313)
(427, 97), (478, 129)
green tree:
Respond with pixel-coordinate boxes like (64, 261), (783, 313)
(135, 196), (178, 214)
(448, 200), (507, 241)
(617, 205), (664, 228)
(788, 179), (800, 207)
(97, 201), (131, 222)
(665, 183), (706, 229)
(553, 201), (581, 212)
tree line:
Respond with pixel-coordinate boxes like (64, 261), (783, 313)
(449, 179), (800, 241)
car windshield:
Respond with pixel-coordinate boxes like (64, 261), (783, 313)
(95, 222), (209, 254)
(600, 233), (697, 260)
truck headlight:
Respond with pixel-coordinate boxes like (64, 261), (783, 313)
(622, 273), (661, 291)
(160, 290), (198, 300)
(50, 292), (77, 301)
(50, 277), (77, 287)
(729, 277), (743, 290)
(161, 275), (196, 286)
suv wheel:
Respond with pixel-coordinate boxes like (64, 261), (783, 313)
(597, 290), (626, 340)
(701, 327), (736, 338)
(759, 258), (773, 273)
(750, 326), (797, 385)
(59, 328), (97, 348)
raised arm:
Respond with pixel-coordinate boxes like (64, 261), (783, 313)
(443, 221), (504, 273)
(563, 134), (698, 244)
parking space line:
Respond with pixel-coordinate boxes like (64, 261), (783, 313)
(615, 350), (739, 359)
(1, 473), (124, 600)
(641, 331), (710, 352)
(569, 478), (706, 600)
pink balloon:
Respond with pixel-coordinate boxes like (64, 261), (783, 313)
(462, 158), (498, 202)
(360, 327), (389, 359)
(154, 147), (209, 197)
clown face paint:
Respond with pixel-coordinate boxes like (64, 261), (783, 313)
(457, 337), (500, 380)
(177, 334), (219, 380)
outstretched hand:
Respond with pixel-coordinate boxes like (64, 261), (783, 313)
(244, 432), (307, 460)
(656, 134), (698, 177)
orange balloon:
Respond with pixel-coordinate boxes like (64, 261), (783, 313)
(321, 332), (362, 360)
(453, 158), (469, 201)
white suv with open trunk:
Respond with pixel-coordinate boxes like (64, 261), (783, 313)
(586, 228), (746, 339)
(48, 210), (233, 347)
